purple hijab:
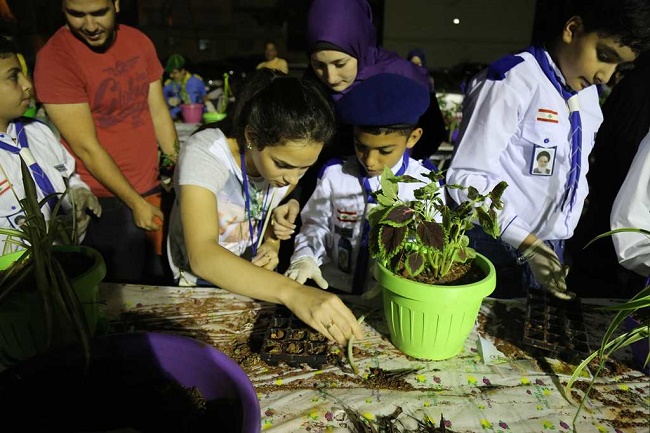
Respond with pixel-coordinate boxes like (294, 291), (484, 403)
(307, 0), (429, 101)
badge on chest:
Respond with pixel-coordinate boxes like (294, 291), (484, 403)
(530, 143), (556, 176)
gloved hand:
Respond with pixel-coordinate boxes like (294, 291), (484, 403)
(520, 239), (575, 300)
(69, 187), (102, 240)
(285, 256), (329, 289)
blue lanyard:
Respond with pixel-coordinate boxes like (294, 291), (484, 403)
(239, 151), (269, 257)
(525, 46), (582, 212)
(0, 121), (58, 211)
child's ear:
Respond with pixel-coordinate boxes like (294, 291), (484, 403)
(406, 128), (423, 149)
(562, 16), (584, 44)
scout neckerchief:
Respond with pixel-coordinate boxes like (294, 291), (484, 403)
(352, 153), (410, 294)
(525, 46), (582, 211)
(0, 120), (58, 211)
(240, 150), (270, 257)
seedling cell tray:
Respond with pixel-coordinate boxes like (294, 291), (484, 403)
(523, 288), (590, 364)
(261, 306), (329, 369)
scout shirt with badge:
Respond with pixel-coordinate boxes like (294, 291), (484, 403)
(0, 119), (90, 254)
(447, 48), (601, 250)
(290, 155), (437, 293)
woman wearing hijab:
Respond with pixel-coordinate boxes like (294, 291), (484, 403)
(305, 0), (429, 102)
(274, 0), (445, 273)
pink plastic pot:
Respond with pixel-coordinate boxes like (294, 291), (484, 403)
(181, 103), (204, 123)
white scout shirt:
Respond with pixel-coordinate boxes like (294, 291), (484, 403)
(0, 120), (88, 254)
(610, 129), (650, 277)
(291, 155), (439, 292)
(167, 128), (290, 285)
(447, 49), (602, 249)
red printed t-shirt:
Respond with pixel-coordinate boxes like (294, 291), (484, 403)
(34, 25), (163, 197)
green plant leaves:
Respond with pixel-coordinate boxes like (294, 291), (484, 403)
(0, 158), (91, 364)
(380, 225), (407, 258)
(383, 205), (414, 227)
(564, 231), (650, 428)
(367, 167), (507, 282)
(405, 250), (425, 276)
(417, 221), (445, 250)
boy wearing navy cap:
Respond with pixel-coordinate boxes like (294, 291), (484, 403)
(446, 0), (650, 299)
(275, 73), (443, 294)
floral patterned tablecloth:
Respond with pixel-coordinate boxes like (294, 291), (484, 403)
(99, 283), (649, 433)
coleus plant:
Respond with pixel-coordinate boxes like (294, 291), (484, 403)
(367, 166), (508, 281)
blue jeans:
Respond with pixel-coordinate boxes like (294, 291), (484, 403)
(466, 225), (565, 298)
(82, 189), (169, 285)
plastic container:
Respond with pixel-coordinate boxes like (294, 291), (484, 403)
(522, 288), (590, 364)
(0, 245), (106, 361)
(261, 306), (329, 368)
(0, 332), (261, 432)
(203, 111), (227, 123)
(375, 254), (496, 360)
(180, 103), (204, 123)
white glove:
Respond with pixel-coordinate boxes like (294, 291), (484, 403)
(520, 239), (575, 300)
(69, 187), (102, 239)
(284, 256), (329, 289)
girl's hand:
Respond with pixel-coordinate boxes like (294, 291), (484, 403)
(252, 242), (279, 270)
(281, 284), (363, 346)
(271, 199), (299, 240)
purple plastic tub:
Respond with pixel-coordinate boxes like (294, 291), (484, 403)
(0, 332), (261, 432)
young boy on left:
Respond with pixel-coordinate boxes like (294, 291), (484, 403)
(274, 73), (443, 294)
(0, 35), (101, 253)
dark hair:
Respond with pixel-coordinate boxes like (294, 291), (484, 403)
(0, 35), (18, 59)
(230, 68), (336, 152)
(556, 0), (650, 53)
(537, 150), (551, 160)
(355, 124), (417, 138)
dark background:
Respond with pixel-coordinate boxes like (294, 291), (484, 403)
(0, 0), (553, 94)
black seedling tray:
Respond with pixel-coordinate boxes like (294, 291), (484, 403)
(523, 288), (591, 365)
(260, 306), (329, 369)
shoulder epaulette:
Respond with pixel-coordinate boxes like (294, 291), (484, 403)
(486, 54), (524, 81)
(317, 157), (344, 179)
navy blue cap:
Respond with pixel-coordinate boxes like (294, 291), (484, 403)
(336, 73), (430, 126)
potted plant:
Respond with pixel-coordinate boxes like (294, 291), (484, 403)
(565, 228), (649, 427)
(179, 83), (205, 124)
(0, 159), (106, 364)
(368, 166), (507, 360)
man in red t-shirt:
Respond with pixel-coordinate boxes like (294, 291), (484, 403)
(34, 0), (178, 284)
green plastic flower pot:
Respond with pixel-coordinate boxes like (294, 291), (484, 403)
(0, 245), (106, 362)
(375, 253), (496, 360)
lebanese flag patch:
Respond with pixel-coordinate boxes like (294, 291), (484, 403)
(537, 108), (559, 123)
